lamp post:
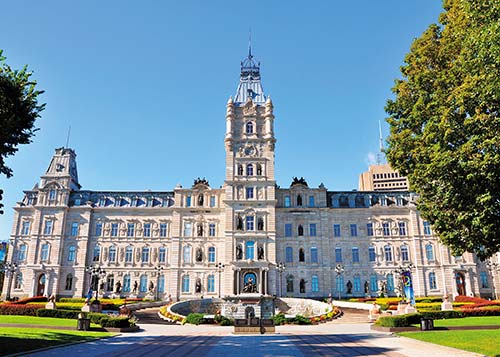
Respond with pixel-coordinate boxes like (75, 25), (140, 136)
(3, 262), (18, 301)
(216, 262), (225, 298)
(155, 265), (164, 301)
(85, 264), (106, 302)
(334, 264), (344, 300)
(277, 262), (286, 297)
(485, 260), (499, 300)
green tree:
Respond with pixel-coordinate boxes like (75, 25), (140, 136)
(385, 0), (500, 259)
(0, 50), (45, 213)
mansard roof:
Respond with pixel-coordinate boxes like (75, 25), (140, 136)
(234, 49), (266, 104)
(69, 190), (174, 208)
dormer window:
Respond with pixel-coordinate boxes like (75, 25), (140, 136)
(48, 190), (56, 202)
(246, 164), (253, 176)
(246, 121), (254, 134)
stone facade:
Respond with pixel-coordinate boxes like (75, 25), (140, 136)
(2, 51), (499, 301)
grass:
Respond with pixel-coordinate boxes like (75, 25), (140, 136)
(398, 329), (500, 356)
(432, 316), (500, 327)
(0, 327), (114, 356)
(0, 315), (99, 327)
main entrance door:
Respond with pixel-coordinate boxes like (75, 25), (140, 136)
(36, 274), (46, 296)
(455, 271), (466, 296)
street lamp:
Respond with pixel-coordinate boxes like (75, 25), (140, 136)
(334, 264), (344, 300)
(3, 262), (18, 301)
(216, 262), (225, 298)
(485, 260), (499, 300)
(277, 262), (286, 297)
(85, 265), (106, 302)
(155, 265), (164, 301)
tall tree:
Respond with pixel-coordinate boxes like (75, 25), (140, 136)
(0, 50), (45, 213)
(385, 0), (500, 259)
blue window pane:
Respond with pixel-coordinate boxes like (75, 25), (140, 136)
(285, 247), (293, 263)
(245, 241), (255, 260)
(352, 247), (359, 263)
(366, 223), (374, 236)
(335, 248), (342, 262)
(309, 224), (317, 236)
(312, 275), (319, 292)
(140, 275), (148, 292)
(369, 247), (376, 262)
(310, 247), (318, 263)
(333, 224), (341, 237)
(207, 275), (215, 293)
(285, 224), (292, 237)
(182, 276), (190, 292)
(158, 275), (165, 293)
(350, 224), (357, 237)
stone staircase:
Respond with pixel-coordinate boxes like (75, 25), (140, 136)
(335, 307), (371, 324)
(134, 307), (176, 325)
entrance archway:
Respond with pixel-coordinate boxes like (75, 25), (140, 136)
(36, 274), (46, 296)
(455, 271), (466, 296)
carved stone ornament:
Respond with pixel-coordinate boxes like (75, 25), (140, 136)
(243, 100), (257, 115)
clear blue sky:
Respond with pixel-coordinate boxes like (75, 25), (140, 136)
(0, 1), (444, 241)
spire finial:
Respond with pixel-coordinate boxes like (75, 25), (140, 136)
(248, 28), (252, 59)
(65, 125), (71, 149)
(377, 120), (384, 165)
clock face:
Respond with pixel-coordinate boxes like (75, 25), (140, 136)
(244, 146), (255, 156)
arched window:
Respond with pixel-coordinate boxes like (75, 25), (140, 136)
(370, 274), (378, 292)
(246, 121), (254, 134)
(123, 274), (131, 292)
(41, 243), (50, 261)
(336, 274), (344, 292)
(237, 164), (244, 176)
(158, 275), (165, 293)
(384, 245), (393, 261)
(65, 273), (73, 290)
(298, 225), (304, 236)
(208, 247), (216, 263)
(207, 275), (215, 293)
(256, 164), (262, 176)
(386, 274), (394, 291)
(246, 164), (253, 176)
(182, 275), (190, 292)
(286, 275), (294, 292)
(400, 245), (409, 261)
(106, 275), (114, 291)
(14, 272), (23, 289)
(68, 246), (76, 262)
(183, 245), (192, 263)
(93, 245), (100, 262)
(125, 246), (133, 263)
(297, 195), (302, 207)
(299, 248), (305, 262)
(312, 275), (320, 292)
(245, 241), (255, 260)
(353, 275), (361, 292)
(17, 244), (27, 261)
(159, 247), (167, 263)
(142, 247), (150, 262)
(139, 275), (148, 293)
(425, 244), (434, 261)
(299, 279), (306, 293)
(285, 247), (293, 263)
(429, 272), (437, 289)
(108, 246), (116, 262)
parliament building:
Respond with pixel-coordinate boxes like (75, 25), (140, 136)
(2, 50), (498, 301)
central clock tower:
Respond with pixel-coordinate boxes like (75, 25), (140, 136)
(223, 48), (277, 295)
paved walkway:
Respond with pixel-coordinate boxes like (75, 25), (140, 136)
(22, 321), (483, 357)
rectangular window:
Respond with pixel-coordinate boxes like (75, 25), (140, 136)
(70, 222), (79, 236)
(41, 244), (50, 261)
(111, 223), (118, 237)
(184, 222), (192, 236)
(401, 246), (409, 262)
(159, 247), (166, 263)
(21, 221), (30, 235)
(246, 216), (254, 231)
(312, 276), (319, 292)
(186, 195), (191, 207)
(285, 247), (293, 263)
(48, 190), (56, 201)
(309, 223), (317, 237)
(480, 271), (489, 288)
(285, 223), (292, 237)
(352, 247), (359, 263)
(142, 247), (150, 262)
(208, 247), (216, 263)
(310, 247), (318, 263)
(246, 187), (254, 199)
(125, 248), (133, 263)
(367, 223), (374, 236)
(369, 247), (376, 262)
(423, 221), (432, 235)
(127, 223), (135, 237)
(210, 195), (216, 207)
(335, 247), (342, 262)
(44, 220), (53, 235)
(384, 246), (393, 261)
(398, 222), (407, 236)
(308, 195), (315, 208)
(159, 223), (167, 237)
(18, 245), (27, 261)
(209, 223), (216, 237)
(353, 276), (361, 292)
(284, 195), (291, 207)
(144, 223), (151, 237)
(95, 223), (102, 236)
(382, 222), (390, 236)
(350, 224), (357, 237)
(333, 224), (341, 237)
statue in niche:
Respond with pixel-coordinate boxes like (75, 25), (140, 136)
(346, 280), (353, 294)
(196, 248), (203, 262)
(115, 281), (122, 294)
(298, 225), (304, 236)
(198, 194), (204, 206)
(299, 279), (306, 293)
(195, 278), (202, 293)
(256, 164), (262, 176)
(149, 281), (155, 293)
(297, 194), (302, 206)
(236, 245), (243, 260)
(197, 223), (203, 237)
(242, 277), (257, 293)
(364, 281), (370, 294)
(132, 281), (138, 294)
(299, 248), (305, 262)
(257, 217), (264, 231)
(236, 215), (243, 230)
(257, 245), (264, 260)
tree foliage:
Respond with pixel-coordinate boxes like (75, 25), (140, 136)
(0, 50), (45, 179)
(385, 0), (500, 259)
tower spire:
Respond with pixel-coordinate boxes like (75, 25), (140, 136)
(377, 120), (385, 165)
(248, 28), (252, 58)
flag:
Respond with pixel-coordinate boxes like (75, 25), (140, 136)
(402, 271), (416, 306)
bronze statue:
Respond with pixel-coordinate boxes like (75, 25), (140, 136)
(195, 278), (202, 293)
(346, 280), (353, 294)
(257, 246), (264, 260)
(364, 281), (370, 294)
(242, 277), (257, 293)
(115, 281), (122, 294)
(132, 281), (138, 294)
(236, 245), (243, 260)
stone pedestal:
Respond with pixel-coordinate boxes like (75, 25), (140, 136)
(81, 301), (102, 313)
(441, 302), (453, 311)
(404, 305), (417, 314)
(45, 301), (56, 310)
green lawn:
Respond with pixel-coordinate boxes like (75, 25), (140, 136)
(433, 316), (500, 327)
(0, 315), (99, 327)
(398, 330), (500, 356)
(0, 327), (114, 356)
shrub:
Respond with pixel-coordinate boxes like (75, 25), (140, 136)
(185, 313), (205, 325)
(272, 313), (286, 326)
(376, 313), (421, 327)
(9, 296), (47, 305)
(37, 309), (80, 319)
(420, 310), (463, 319)
(454, 296), (490, 304)
(0, 304), (44, 316)
(292, 315), (312, 325)
(99, 316), (132, 328)
(461, 308), (500, 317)
(58, 298), (86, 303)
(218, 316), (233, 326)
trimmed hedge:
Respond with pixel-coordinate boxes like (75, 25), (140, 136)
(9, 296), (47, 305)
(376, 313), (421, 327)
(0, 304), (45, 316)
(36, 309), (81, 319)
(184, 313), (205, 325)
